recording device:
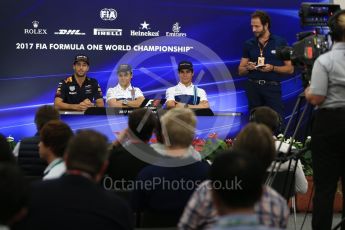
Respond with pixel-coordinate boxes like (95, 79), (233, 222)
(272, 3), (340, 87)
(299, 2), (341, 26)
(272, 32), (328, 68)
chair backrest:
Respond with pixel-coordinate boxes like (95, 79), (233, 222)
(24, 175), (42, 183)
(265, 169), (295, 201)
(114, 190), (132, 202)
(138, 211), (180, 228)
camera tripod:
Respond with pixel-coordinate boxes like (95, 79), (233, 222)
(265, 91), (314, 230)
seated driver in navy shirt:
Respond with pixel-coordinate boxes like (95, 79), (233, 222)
(54, 55), (104, 111)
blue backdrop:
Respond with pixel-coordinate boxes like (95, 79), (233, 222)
(0, 0), (326, 141)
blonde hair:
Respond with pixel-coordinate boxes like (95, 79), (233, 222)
(160, 108), (196, 148)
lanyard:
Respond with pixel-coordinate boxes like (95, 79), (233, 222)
(66, 169), (93, 180)
(258, 39), (269, 57)
(193, 86), (197, 105)
(130, 86), (135, 101)
(44, 159), (64, 176)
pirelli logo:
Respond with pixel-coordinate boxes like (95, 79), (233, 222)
(93, 28), (122, 36)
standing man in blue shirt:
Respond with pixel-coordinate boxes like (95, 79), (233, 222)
(238, 11), (294, 118)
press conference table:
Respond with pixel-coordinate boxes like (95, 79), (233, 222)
(59, 107), (242, 140)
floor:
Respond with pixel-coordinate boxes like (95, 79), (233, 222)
(287, 213), (342, 230)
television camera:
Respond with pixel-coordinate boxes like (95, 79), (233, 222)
(273, 3), (340, 87)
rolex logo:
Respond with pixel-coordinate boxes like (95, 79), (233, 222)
(24, 20), (47, 35)
(32, 21), (39, 28)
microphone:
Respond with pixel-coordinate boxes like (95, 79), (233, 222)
(271, 46), (293, 60)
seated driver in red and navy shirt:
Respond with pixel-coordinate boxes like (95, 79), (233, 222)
(54, 55), (104, 111)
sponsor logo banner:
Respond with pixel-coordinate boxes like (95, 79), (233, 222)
(130, 21), (160, 37)
(24, 20), (48, 35)
(54, 29), (86, 35)
(100, 8), (117, 21)
(93, 28), (122, 36)
(166, 22), (187, 37)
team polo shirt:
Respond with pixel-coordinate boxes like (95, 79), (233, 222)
(106, 84), (144, 102)
(243, 34), (288, 82)
(55, 75), (103, 104)
(166, 82), (208, 105)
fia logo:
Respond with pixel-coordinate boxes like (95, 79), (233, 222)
(172, 22), (181, 33)
(100, 8), (117, 21)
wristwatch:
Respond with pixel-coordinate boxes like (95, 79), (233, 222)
(122, 99), (129, 105)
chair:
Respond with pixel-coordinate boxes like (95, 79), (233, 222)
(265, 169), (297, 230)
(24, 175), (42, 183)
(114, 190), (132, 202)
(136, 211), (180, 228)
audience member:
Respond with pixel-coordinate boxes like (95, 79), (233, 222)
(18, 130), (133, 230)
(131, 108), (210, 227)
(249, 106), (308, 194)
(150, 112), (201, 160)
(210, 151), (277, 230)
(39, 120), (73, 180)
(14, 105), (60, 177)
(105, 108), (160, 186)
(178, 123), (289, 230)
(0, 163), (29, 228)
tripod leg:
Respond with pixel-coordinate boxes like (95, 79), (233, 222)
(292, 196), (297, 230)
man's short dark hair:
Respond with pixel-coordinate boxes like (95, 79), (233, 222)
(328, 10), (345, 42)
(249, 106), (280, 133)
(66, 130), (109, 177)
(34, 105), (60, 131)
(210, 150), (264, 209)
(40, 120), (74, 158)
(0, 163), (29, 225)
(128, 108), (156, 142)
(251, 10), (271, 29)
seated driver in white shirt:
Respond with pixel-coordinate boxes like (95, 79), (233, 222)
(106, 64), (145, 108)
(166, 61), (209, 109)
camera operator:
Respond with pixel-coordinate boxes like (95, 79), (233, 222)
(304, 10), (345, 230)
